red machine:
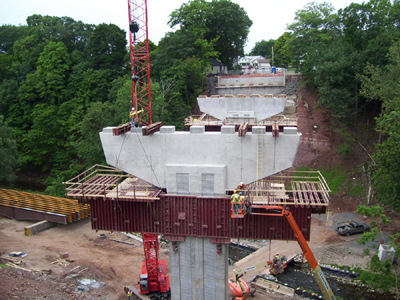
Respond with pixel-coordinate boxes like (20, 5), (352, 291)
(138, 233), (170, 295)
(230, 205), (336, 300)
(128, 0), (152, 126)
(228, 273), (255, 300)
(127, 2), (169, 297)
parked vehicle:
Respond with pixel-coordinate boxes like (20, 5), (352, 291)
(336, 220), (370, 236)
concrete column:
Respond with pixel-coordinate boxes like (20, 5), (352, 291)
(169, 237), (229, 300)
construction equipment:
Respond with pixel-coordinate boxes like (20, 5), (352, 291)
(229, 261), (269, 299)
(228, 254), (286, 299)
(128, 0), (152, 126)
(231, 204), (336, 300)
(126, 2), (169, 296)
(138, 233), (170, 297)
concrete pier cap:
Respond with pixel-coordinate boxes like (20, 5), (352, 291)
(99, 124), (301, 195)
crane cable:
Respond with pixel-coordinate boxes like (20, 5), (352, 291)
(133, 128), (161, 188)
(115, 133), (127, 167)
(114, 128), (161, 188)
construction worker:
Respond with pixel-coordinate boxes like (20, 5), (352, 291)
(236, 182), (247, 196)
(231, 190), (240, 215)
(237, 182), (247, 190)
(127, 290), (133, 300)
(274, 254), (280, 265)
(130, 107), (144, 128)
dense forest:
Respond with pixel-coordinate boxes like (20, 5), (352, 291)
(1, 0), (400, 210)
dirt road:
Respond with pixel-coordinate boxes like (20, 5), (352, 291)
(0, 216), (169, 299)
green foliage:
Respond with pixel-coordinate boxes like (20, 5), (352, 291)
(358, 226), (379, 245)
(249, 39), (275, 58)
(168, 0), (252, 68)
(356, 263), (396, 292)
(360, 40), (400, 208)
(295, 166), (347, 196)
(363, 248), (370, 255)
(356, 205), (383, 217)
(0, 115), (17, 183)
(335, 143), (352, 156)
(319, 166), (347, 195)
(273, 32), (292, 68)
(287, 2), (338, 72)
(0, 25), (28, 54)
(349, 185), (364, 197)
(86, 23), (127, 71)
(0, 15), (131, 185)
(286, 0), (400, 120)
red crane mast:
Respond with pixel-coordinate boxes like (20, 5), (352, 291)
(128, 0), (152, 125)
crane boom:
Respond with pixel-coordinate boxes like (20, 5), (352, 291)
(128, 0), (152, 125)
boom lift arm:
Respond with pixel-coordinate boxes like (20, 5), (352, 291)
(249, 205), (336, 300)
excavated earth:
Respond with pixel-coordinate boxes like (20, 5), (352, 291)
(1, 86), (399, 299)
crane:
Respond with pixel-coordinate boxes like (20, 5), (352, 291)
(138, 233), (170, 296)
(231, 202), (336, 300)
(128, 0), (152, 126)
(125, 2), (170, 298)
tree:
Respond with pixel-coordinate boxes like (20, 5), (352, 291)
(150, 30), (198, 80)
(0, 115), (17, 183)
(249, 39), (275, 58)
(35, 41), (71, 105)
(339, 0), (400, 67)
(273, 32), (292, 67)
(360, 40), (400, 208)
(313, 39), (361, 118)
(75, 102), (112, 166)
(86, 23), (127, 71)
(287, 2), (339, 77)
(169, 0), (252, 68)
(0, 25), (28, 54)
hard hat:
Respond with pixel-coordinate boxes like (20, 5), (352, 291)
(132, 107), (135, 110)
(240, 182), (243, 185)
(233, 190), (237, 193)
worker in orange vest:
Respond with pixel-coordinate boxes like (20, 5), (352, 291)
(237, 181), (247, 190)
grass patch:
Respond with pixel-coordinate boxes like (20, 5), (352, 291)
(355, 268), (396, 292)
(0, 264), (11, 268)
(335, 143), (352, 156)
(297, 166), (347, 196)
(349, 185), (364, 197)
(319, 166), (347, 195)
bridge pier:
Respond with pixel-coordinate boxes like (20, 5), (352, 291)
(168, 237), (229, 300)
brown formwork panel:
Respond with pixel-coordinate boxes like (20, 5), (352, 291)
(90, 195), (312, 241)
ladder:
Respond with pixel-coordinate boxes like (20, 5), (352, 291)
(256, 126), (264, 181)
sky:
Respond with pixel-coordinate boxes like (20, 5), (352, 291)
(1, 0), (365, 54)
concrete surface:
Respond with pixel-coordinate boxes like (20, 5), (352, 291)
(99, 125), (301, 194)
(168, 237), (229, 300)
(197, 96), (287, 121)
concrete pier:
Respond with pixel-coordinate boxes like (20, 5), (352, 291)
(169, 237), (229, 300)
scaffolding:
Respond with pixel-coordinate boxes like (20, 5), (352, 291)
(248, 170), (330, 212)
(64, 164), (162, 202)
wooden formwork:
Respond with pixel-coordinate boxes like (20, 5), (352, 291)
(64, 164), (162, 202)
